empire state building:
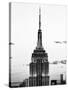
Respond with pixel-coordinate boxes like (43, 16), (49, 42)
(29, 8), (49, 86)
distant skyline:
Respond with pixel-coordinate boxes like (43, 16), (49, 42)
(11, 3), (67, 82)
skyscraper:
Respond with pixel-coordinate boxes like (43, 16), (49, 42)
(29, 8), (49, 86)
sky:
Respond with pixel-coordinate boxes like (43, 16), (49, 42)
(11, 3), (67, 82)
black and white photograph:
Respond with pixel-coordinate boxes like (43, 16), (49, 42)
(9, 2), (67, 87)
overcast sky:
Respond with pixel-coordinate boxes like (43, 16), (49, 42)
(11, 3), (67, 82)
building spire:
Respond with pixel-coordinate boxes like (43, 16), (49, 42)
(36, 7), (43, 49)
(39, 7), (41, 29)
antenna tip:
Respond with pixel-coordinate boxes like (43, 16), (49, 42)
(39, 7), (41, 14)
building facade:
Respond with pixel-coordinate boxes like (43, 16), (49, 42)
(29, 8), (49, 86)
